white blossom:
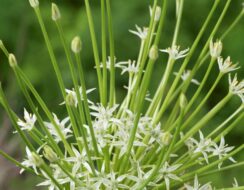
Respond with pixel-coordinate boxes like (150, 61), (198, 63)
(160, 45), (189, 60)
(209, 39), (222, 58)
(61, 87), (95, 107)
(157, 162), (182, 190)
(174, 70), (200, 85)
(20, 147), (40, 174)
(129, 25), (148, 40)
(17, 108), (37, 131)
(228, 74), (244, 101)
(44, 114), (72, 142)
(116, 60), (139, 74)
(187, 131), (214, 164)
(209, 136), (235, 169)
(184, 175), (212, 190)
(217, 56), (239, 74)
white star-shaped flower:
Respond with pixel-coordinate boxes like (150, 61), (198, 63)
(61, 87), (95, 107)
(129, 25), (148, 40)
(184, 175), (212, 190)
(44, 114), (72, 143)
(209, 136), (235, 169)
(157, 162), (182, 190)
(228, 74), (244, 101)
(17, 108), (37, 131)
(174, 70), (200, 85)
(160, 45), (189, 60)
(217, 56), (239, 74)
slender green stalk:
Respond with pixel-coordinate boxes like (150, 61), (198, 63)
(154, 0), (221, 124)
(174, 93), (232, 152)
(0, 149), (40, 176)
(0, 85), (34, 151)
(15, 66), (74, 156)
(84, 0), (103, 102)
(208, 105), (243, 139)
(106, 0), (116, 107)
(101, 0), (107, 106)
(137, 99), (185, 189)
(74, 53), (100, 158)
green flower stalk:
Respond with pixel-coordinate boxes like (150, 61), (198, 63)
(0, 0), (244, 190)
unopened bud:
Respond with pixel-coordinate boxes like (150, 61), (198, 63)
(31, 152), (44, 167)
(179, 93), (187, 109)
(8, 54), (17, 68)
(29, 0), (39, 8)
(71, 36), (82, 53)
(52, 3), (61, 21)
(149, 45), (158, 60)
(43, 145), (58, 163)
(66, 93), (76, 106)
(210, 39), (222, 58)
(150, 6), (161, 22)
(160, 132), (172, 146)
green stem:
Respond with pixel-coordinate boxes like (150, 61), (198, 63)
(106, 0), (116, 107)
(154, 0), (221, 124)
(101, 0), (107, 106)
(174, 93), (232, 152)
(84, 0), (103, 102)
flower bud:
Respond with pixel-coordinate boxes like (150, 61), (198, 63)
(29, 0), (39, 8)
(179, 93), (187, 109)
(51, 3), (61, 21)
(149, 45), (158, 60)
(155, 6), (161, 21)
(150, 6), (161, 22)
(43, 145), (58, 163)
(160, 132), (172, 146)
(209, 39), (222, 58)
(71, 36), (82, 53)
(31, 152), (44, 167)
(66, 93), (76, 106)
(8, 54), (18, 68)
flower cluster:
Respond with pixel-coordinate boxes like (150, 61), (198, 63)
(0, 0), (243, 190)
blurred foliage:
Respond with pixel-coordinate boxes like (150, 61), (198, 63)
(0, 0), (243, 189)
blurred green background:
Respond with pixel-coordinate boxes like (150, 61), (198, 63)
(0, 0), (243, 189)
